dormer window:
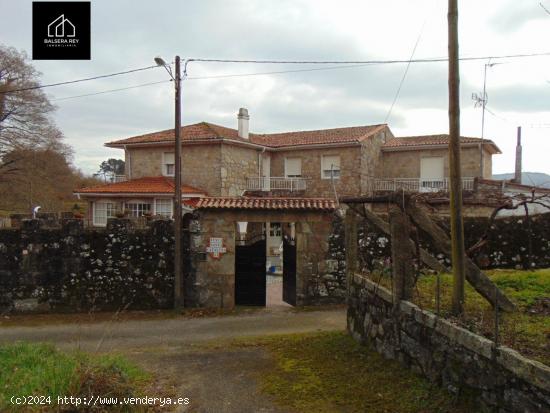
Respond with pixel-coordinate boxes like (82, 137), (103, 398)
(163, 152), (175, 176)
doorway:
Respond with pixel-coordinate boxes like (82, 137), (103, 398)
(234, 221), (296, 307)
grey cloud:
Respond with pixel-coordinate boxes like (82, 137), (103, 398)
(489, 1), (548, 33)
(487, 84), (550, 112)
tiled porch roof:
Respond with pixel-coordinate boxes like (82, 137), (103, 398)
(75, 176), (205, 195)
(195, 197), (336, 211)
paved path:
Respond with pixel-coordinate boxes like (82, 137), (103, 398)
(1, 308), (346, 412)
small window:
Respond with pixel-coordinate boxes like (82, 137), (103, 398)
(163, 152), (175, 176)
(93, 201), (116, 226)
(321, 155), (341, 179)
(125, 202), (152, 217)
(155, 198), (173, 218)
(285, 157), (302, 178)
(269, 223), (282, 237)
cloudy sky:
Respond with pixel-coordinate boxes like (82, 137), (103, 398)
(1, 0), (550, 176)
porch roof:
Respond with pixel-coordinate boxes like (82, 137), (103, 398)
(195, 197), (336, 211)
(74, 176), (206, 196)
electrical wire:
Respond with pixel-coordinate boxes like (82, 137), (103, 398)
(0, 65), (161, 94)
(485, 105), (550, 129)
(384, 0), (433, 123)
(51, 80), (171, 101)
(183, 51), (550, 67)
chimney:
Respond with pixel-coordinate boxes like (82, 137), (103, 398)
(237, 108), (249, 139)
(514, 126), (522, 184)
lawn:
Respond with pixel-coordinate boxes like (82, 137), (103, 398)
(239, 331), (477, 413)
(377, 268), (550, 365)
(0, 342), (152, 412)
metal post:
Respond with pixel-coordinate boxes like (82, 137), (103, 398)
(174, 56), (183, 310)
(480, 63), (488, 178)
(494, 285), (499, 348)
(436, 272), (441, 316)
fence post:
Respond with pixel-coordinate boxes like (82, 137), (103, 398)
(345, 208), (358, 297)
(389, 205), (414, 303)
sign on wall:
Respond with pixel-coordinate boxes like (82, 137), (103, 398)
(206, 237), (227, 259)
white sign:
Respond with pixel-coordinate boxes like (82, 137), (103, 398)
(206, 237), (227, 259)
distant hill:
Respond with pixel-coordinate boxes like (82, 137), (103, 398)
(492, 172), (550, 188)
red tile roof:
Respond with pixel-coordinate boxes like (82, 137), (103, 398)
(105, 122), (386, 148)
(195, 197), (336, 211)
(75, 176), (205, 195)
(384, 134), (501, 153)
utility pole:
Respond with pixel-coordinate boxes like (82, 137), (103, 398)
(448, 0), (466, 315)
(154, 55), (184, 309)
(174, 56), (183, 310)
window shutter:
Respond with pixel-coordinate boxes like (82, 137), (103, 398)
(285, 158), (302, 177)
(164, 152), (175, 164)
(323, 155), (340, 170)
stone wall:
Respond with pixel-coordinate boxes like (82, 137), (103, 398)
(348, 273), (550, 413)
(360, 127), (393, 194)
(220, 143), (259, 196)
(359, 212), (550, 271)
(381, 146), (493, 179)
(0, 219), (176, 313)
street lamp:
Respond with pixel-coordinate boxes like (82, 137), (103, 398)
(155, 55), (183, 310)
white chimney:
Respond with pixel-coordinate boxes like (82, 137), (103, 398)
(238, 107), (249, 139)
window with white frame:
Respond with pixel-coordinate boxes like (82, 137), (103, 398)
(125, 202), (152, 217)
(155, 198), (173, 218)
(284, 157), (302, 178)
(93, 201), (116, 226)
(321, 155), (341, 179)
(163, 152), (175, 176)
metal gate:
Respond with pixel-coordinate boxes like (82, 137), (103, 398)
(282, 236), (296, 306)
(235, 238), (266, 306)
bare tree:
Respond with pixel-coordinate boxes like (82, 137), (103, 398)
(0, 45), (63, 159)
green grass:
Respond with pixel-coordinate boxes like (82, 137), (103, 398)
(387, 268), (550, 365)
(0, 342), (151, 412)
(234, 332), (477, 413)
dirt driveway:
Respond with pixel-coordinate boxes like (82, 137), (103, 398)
(0, 307), (346, 412)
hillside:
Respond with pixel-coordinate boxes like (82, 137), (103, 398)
(492, 172), (550, 188)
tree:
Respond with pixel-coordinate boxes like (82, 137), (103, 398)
(95, 158), (125, 182)
(0, 45), (65, 167)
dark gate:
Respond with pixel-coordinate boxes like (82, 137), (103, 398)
(283, 236), (296, 306)
(235, 238), (266, 306)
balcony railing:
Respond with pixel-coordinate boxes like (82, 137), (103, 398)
(371, 177), (475, 193)
(246, 176), (307, 192)
(113, 175), (127, 183)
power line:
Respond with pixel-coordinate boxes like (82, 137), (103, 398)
(384, 0), (433, 123)
(183, 51), (550, 69)
(485, 105), (550, 129)
(0, 65), (161, 94)
(51, 80), (171, 101)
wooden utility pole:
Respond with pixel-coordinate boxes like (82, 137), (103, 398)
(174, 56), (183, 310)
(389, 206), (414, 302)
(448, 0), (466, 315)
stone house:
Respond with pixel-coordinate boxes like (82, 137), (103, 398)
(75, 107), (501, 226)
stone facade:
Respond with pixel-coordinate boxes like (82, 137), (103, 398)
(381, 146), (493, 179)
(348, 273), (550, 413)
(128, 144), (223, 195)
(189, 209), (346, 308)
(220, 144), (259, 196)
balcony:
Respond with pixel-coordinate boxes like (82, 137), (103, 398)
(371, 177), (475, 193)
(113, 175), (127, 183)
(246, 176), (307, 192)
